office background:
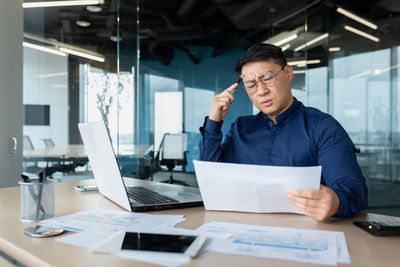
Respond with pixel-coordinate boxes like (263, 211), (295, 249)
(1, 0), (400, 216)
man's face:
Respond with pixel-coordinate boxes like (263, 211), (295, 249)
(241, 60), (294, 121)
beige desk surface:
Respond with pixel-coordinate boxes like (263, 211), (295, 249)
(0, 180), (399, 267)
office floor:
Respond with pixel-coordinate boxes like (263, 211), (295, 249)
(59, 171), (400, 218)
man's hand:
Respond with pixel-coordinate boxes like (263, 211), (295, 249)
(208, 83), (239, 122)
(285, 185), (340, 222)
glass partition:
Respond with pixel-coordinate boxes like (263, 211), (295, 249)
(23, 0), (400, 216)
(22, 1), (120, 180)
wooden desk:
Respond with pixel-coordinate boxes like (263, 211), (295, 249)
(23, 144), (153, 160)
(23, 145), (87, 161)
(0, 180), (399, 267)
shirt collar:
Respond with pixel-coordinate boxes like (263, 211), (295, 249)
(262, 97), (300, 126)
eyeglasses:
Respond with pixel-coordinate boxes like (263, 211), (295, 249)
(241, 64), (286, 95)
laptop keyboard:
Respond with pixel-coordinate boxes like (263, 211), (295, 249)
(126, 186), (179, 205)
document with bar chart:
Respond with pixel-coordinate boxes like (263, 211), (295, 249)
(196, 221), (350, 266)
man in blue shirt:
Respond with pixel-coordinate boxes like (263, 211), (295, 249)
(199, 44), (368, 221)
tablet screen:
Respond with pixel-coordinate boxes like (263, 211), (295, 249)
(121, 232), (197, 253)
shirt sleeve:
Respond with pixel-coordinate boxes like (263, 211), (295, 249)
(199, 116), (238, 162)
(199, 117), (225, 161)
(316, 116), (368, 218)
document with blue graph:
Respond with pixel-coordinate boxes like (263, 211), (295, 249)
(196, 221), (350, 266)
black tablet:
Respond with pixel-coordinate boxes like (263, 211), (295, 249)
(121, 232), (206, 257)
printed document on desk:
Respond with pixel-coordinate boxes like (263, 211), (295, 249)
(41, 209), (185, 235)
(193, 160), (321, 213)
(196, 221), (350, 266)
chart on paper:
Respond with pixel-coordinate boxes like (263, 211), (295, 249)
(196, 222), (345, 266)
(74, 213), (142, 227)
(233, 233), (328, 252)
(231, 233), (332, 263)
(41, 209), (185, 235)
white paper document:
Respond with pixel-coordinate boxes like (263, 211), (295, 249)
(115, 249), (191, 267)
(51, 209), (187, 267)
(196, 221), (350, 266)
(58, 231), (191, 267)
(58, 226), (229, 254)
(41, 209), (185, 235)
(193, 160), (321, 213)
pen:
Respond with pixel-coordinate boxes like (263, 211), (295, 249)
(21, 174), (46, 217)
(36, 172), (44, 220)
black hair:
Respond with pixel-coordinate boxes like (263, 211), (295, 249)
(235, 43), (287, 76)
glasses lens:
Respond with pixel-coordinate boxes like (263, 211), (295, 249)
(260, 72), (276, 87)
(244, 82), (257, 95)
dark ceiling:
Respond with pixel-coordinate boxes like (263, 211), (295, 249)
(23, 0), (400, 65)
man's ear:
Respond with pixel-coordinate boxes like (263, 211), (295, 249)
(285, 64), (294, 82)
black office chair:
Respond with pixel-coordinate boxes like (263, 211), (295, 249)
(155, 133), (188, 186)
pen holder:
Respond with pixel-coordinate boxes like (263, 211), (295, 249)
(19, 179), (56, 222)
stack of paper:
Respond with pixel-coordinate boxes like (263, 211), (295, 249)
(41, 208), (185, 236)
(41, 209), (350, 266)
(196, 221), (350, 266)
(41, 209), (188, 267)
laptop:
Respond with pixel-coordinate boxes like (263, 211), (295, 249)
(78, 121), (203, 212)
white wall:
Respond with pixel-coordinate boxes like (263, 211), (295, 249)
(0, 0), (23, 187)
(23, 47), (69, 148)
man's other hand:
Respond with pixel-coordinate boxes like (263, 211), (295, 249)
(208, 82), (238, 122)
(285, 185), (340, 222)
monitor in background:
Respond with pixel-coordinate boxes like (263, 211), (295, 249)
(24, 105), (50, 126)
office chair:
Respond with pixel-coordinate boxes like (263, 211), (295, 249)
(156, 133), (188, 186)
(42, 138), (55, 148)
(23, 135), (34, 151)
(41, 138), (88, 173)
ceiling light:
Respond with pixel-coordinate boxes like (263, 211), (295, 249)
(349, 70), (371, 80)
(372, 65), (399, 76)
(373, 69), (381, 75)
(294, 33), (329, 52)
(76, 20), (91, 27)
(37, 72), (68, 78)
(23, 1), (100, 8)
(59, 47), (105, 62)
(337, 7), (378, 30)
(281, 44), (290, 51)
(263, 27), (303, 46)
(51, 84), (68, 88)
(293, 70), (306, 74)
(273, 34), (298, 46)
(86, 5), (102, 12)
(110, 36), (123, 42)
(23, 42), (67, 56)
(288, 59), (320, 66)
(344, 25), (380, 42)
(344, 109), (360, 117)
(329, 47), (341, 52)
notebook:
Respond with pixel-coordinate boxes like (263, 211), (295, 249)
(78, 121), (203, 211)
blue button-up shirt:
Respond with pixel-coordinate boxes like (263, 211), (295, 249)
(199, 98), (368, 218)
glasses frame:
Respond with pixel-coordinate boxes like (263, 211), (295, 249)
(241, 64), (287, 95)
